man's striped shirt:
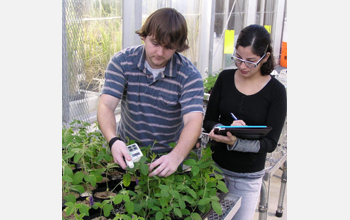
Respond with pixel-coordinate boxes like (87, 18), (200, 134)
(101, 45), (204, 153)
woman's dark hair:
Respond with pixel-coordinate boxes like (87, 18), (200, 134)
(235, 24), (275, 75)
(135, 8), (189, 52)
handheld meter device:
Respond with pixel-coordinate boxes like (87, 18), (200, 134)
(125, 143), (143, 168)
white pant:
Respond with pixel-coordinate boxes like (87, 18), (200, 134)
(224, 175), (263, 220)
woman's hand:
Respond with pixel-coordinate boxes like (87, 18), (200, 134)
(208, 128), (237, 146)
(231, 119), (246, 126)
(208, 120), (246, 145)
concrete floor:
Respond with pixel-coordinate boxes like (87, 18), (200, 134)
(253, 168), (287, 220)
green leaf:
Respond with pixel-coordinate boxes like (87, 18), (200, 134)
(125, 201), (134, 214)
(71, 185), (85, 194)
(73, 153), (82, 163)
(121, 214), (132, 220)
(133, 203), (142, 212)
(63, 166), (73, 177)
(146, 199), (154, 209)
(113, 194), (123, 204)
(139, 155), (148, 163)
(181, 208), (191, 216)
(123, 173), (131, 187)
(198, 198), (211, 205)
(178, 199), (186, 209)
(176, 184), (187, 191)
(78, 204), (90, 216)
(161, 189), (169, 197)
(84, 175), (96, 187)
(140, 163), (149, 176)
(182, 196), (194, 204)
(183, 159), (196, 166)
(165, 206), (172, 213)
(154, 193), (162, 198)
(151, 206), (161, 211)
(62, 175), (73, 183)
(212, 200), (223, 215)
(62, 152), (75, 161)
(64, 194), (76, 203)
(64, 202), (74, 207)
(65, 207), (74, 216)
(210, 195), (220, 201)
(217, 180), (229, 193)
(174, 207), (182, 218)
(198, 203), (211, 214)
(191, 165), (200, 176)
(169, 189), (180, 199)
(122, 194), (130, 202)
(197, 161), (210, 169)
(159, 184), (169, 190)
(213, 165), (224, 173)
(155, 211), (163, 220)
(72, 171), (84, 185)
(207, 181), (216, 188)
(190, 212), (202, 220)
(214, 173), (224, 180)
(185, 189), (197, 199)
(168, 142), (176, 148)
(103, 203), (113, 217)
(159, 197), (168, 207)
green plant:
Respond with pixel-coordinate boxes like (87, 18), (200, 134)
(62, 121), (228, 219)
(62, 161), (86, 198)
(203, 72), (219, 93)
(81, 3), (122, 92)
(120, 145), (228, 220)
(62, 120), (114, 189)
(63, 196), (90, 220)
(62, 118), (119, 219)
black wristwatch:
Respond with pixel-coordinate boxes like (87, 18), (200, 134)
(108, 136), (122, 149)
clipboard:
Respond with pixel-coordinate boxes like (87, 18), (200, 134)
(213, 125), (272, 140)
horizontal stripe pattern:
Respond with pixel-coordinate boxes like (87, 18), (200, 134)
(101, 45), (203, 152)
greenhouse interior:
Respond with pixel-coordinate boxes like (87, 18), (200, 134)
(62, 0), (287, 219)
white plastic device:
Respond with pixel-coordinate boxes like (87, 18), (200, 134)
(125, 143), (143, 168)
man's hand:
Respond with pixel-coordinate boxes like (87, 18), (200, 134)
(148, 151), (182, 177)
(147, 112), (203, 177)
(110, 140), (132, 170)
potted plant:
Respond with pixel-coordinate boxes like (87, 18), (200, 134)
(203, 72), (219, 95)
(118, 144), (228, 220)
(62, 120), (116, 196)
(62, 120), (121, 219)
(63, 121), (229, 220)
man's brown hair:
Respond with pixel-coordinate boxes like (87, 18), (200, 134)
(135, 8), (189, 52)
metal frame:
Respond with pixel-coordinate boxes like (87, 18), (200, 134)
(259, 156), (287, 220)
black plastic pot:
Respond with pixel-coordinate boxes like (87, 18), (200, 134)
(83, 212), (115, 220)
(92, 186), (120, 202)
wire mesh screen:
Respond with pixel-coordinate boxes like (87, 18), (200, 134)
(62, 0), (90, 127)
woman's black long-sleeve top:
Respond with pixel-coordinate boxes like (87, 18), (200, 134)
(203, 69), (287, 173)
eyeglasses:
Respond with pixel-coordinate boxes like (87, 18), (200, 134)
(231, 45), (268, 68)
(231, 53), (266, 68)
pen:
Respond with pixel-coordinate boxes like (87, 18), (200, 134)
(230, 113), (238, 121)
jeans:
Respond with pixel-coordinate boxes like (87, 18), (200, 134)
(224, 175), (263, 220)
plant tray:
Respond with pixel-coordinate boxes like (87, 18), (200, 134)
(201, 192), (241, 220)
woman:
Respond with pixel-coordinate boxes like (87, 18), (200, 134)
(203, 24), (287, 220)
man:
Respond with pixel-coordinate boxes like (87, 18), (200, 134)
(97, 8), (204, 178)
